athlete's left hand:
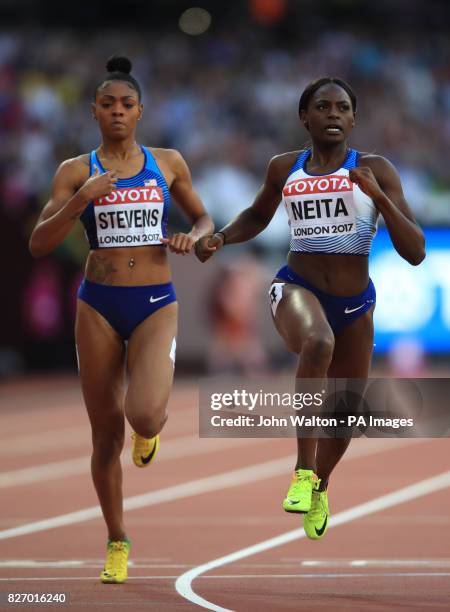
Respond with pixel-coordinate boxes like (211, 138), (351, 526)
(161, 233), (196, 255)
(349, 167), (384, 202)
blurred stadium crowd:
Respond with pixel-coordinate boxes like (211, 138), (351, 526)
(2, 26), (449, 233)
(1, 1), (449, 373)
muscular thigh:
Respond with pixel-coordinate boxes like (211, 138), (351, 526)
(328, 307), (375, 378)
(271, 282), (333, 353)
(75, 299), (126, 430)
(126, 302), (178, 417)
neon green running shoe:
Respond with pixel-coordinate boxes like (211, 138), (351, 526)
(131, 433), (160, 468)
(282, 468), (318, 513)
(304, 481), (330, 540)
(100, 539), (131, 584)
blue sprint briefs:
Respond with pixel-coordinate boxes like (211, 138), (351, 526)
(270, 265), (375, 333)
(77, 278), (176, 340)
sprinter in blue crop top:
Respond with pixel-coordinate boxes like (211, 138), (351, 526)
(29, 55), (213, 583)
(195, 77), (425, 541)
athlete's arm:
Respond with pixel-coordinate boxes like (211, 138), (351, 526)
(350, 156), (425, 265)
(29, 160), (117, 258)
(161, 149), (214, 255)
(195, 153), (291, 262)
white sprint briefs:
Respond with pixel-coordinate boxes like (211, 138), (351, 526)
(269, 282), (285, 317)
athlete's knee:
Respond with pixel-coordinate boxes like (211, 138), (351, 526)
(301, 333), (334, 368)
(129, 409), (168, 439)
(284, 331), (304, 354)
(91, 428), (125, 464)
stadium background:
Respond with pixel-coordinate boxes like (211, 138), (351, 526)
(0, 0), (449, 378)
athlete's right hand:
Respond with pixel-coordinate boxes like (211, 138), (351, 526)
(194, 233), (225, 262)
(80, 166), (118, 202)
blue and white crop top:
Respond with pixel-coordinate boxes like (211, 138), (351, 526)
(80, 146), (170, 249)
(283, 149), (379, 255)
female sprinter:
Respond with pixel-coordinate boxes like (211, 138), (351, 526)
(29, 56), (213, 582)
(195, 77), (425, 541)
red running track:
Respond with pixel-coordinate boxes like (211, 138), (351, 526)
(0, 375), (449, 611)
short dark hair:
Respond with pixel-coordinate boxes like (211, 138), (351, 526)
(299, 77), (356, 115)
(95, 55), (142, 101)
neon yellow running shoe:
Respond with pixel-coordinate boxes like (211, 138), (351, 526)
(304, 481), (330, 540)
(131, 433), (160, 468)
(283, 468), (318, 513)
(100, 539), (131, 584)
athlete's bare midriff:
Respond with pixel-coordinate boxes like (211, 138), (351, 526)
(81, 145), (178, 287)
(287, 251), (369, 296)
(85, 245), (171, 285)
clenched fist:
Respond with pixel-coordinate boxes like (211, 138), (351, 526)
(349, 166), (384, 202)
(161, 233), (196, 255)
(80, 166), (118, 202)
(194, 233), (225, 262)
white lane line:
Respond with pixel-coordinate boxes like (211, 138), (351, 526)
(201, 572), (450, 578)
(300, 559), (450, 568)
(0, 457), (90, 488)
(0, 436), (423, 489)
(0, 576), (180, 582)
(2, 559), (449, 570)
(0, 561), (192, 568)
(1, 572), (449, 583)
(0, 439), (423, 540)
(0, 456), (291, 541)
(0, 439), (419, 539)
(0, 435), (268, 489)
(0, 411), (192, 455)
(175, 469), (450, 612)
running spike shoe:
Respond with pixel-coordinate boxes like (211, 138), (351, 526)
(100, 539), (131, 584)
(282, 468), (318, 513)
(131, 433), (160, 468)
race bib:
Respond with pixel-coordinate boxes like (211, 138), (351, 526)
(94, 186), (164, 248)
(283, 175), (356, 239)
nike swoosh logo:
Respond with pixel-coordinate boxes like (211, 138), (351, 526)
(315, 516), (328, 536)
(149, 294), (170, 303)
(141, 439), (158, 465)
(344, 304), (366, 314)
